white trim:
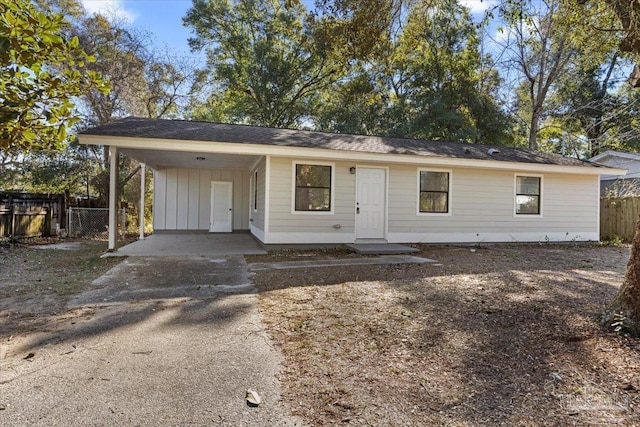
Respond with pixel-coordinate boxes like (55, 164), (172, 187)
(139, 163), (146, 240)
(590, 150), (640, 163)
(264, 155), (271, 237)
(355, 165), (389, 239)
(249, 156), (263, 172)
(264, 231), (355, 245)
(595, 175), (601, 239)
(290, 160), (336, 215)
(416, 168), (453, 217)
(78, 134), (625, 176)
(108, 146), (118, 252)
(250, 223), (265, 243)
(514, 173), (543, 218)
(387, 231), (599, 244)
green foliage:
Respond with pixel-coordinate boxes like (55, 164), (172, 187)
(602, 309), (640, 336)
(0, 138), (95, 195)
(599, 0), (640, 55)
(315, 0), (512, 144)
(541, 52), (640, 157)
(184, 0), (339, 128)
(603, 235), (624, 246)
(0, 0), (109, 152)
(499, 0), (621, 151)
(311, 0), (400, 62)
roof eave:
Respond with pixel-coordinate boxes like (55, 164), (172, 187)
(78, 134), (625, 176)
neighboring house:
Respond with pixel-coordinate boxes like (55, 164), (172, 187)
(79, 117), (625, 250)
(589, 150), (640, 196)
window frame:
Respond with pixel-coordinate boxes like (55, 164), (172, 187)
(291, 161), (335, 215)
(416, 168), (453, 216)
(514, 174), (543, 217)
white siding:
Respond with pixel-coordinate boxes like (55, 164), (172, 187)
(268, 157), (356, 236)
(387, 166), (599, 242)
(198, 169), (211, 229)
(188, 169), (200, 229)
(263, 157), (600, 244)
(153, 167), (250, 231)
(165, 168), (178, 229)
(152, 169), (166, 229)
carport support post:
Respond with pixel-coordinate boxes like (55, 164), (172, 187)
(139, 163), (145, 240)
(108, 146), (119, 252)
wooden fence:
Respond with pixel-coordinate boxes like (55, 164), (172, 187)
(0, 206), (50, 238)
(600, 197), (640, 242)
(0, 192), (64, 238)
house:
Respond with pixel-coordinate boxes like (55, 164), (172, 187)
(79, 117), (625, 251)
(589, 150), (640, 196)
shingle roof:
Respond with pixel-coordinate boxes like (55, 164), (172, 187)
(80, 117), (601, 168)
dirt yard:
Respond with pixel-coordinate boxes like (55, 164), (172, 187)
(0, 239), (122, 340)
(248, 244), (640, 426)
(2, 240), (640, 425)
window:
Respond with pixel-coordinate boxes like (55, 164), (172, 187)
(419, 170), (450, 214)
(253, 170), (258, 211)
(294, 163), (332, 212)
(515, 176), (541, 215)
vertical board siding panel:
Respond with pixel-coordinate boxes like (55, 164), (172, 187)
(242, 170), (250, 229)
(177, 168), (189, 229)
(188, 169), (200, 229)
(199, 169), (211, 230)
(165, 168), (178, 230)
(220, 170), (234, 182)
(153, 170), (167, 230)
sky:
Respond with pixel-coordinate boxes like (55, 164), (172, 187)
(80, 0), (496, 55)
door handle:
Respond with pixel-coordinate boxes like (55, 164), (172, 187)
(356, 207), (360, 214)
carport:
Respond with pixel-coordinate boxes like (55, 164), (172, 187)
(78, 118), (266, 253)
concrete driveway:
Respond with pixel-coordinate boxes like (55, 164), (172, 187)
(0, 255), (302, 426)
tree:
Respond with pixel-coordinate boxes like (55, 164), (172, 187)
(0, 0), (108, 152)
(69, 6), (199, 204)
(310, 0), (403, 62)
(394, 0), (511, 142)
(594, 0), (640, 336)
(315, 0), (512, 144)
(184, 0), (339, 128)
(498, 0), (617, 151)
(598, 0), (640, 55)
(539, 51), (640, 158)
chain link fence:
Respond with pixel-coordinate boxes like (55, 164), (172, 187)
(67, 207), (126, 239)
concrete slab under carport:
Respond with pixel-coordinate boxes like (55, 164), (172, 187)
(109, 232), (267, 257)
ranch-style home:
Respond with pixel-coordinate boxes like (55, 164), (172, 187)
(79, 117), (625, 251)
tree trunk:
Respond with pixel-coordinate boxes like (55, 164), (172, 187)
(603, 215), (640, 335)
(528, 108), (540, 151)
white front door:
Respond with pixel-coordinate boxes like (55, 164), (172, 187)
(210, 181), (233, 232)
(356, 167), (386, 239)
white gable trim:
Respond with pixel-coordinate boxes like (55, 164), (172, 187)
(78, 134), (626, 176)
(590, 150), (640, 163)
